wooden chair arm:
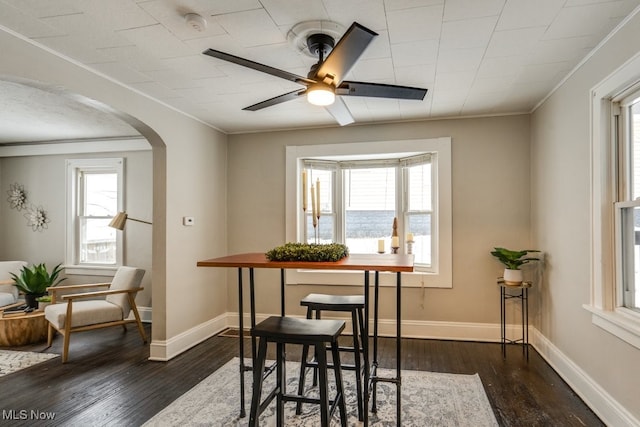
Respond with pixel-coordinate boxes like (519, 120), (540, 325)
(61, 287), (144, 301)
(0, 279), (15, 286)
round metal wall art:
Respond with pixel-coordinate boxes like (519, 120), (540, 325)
(24, 205), (50, 232)
(6, 183), (27, 211)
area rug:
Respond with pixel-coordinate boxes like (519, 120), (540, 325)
(0, 350), (58, 377)
(144, 357), (498, 426)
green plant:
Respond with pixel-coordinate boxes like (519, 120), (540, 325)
(266, 243), (349, 262)
(36, 295), (52, 303)
(10, 263), (66, 295)
(490, 247), (540, 270)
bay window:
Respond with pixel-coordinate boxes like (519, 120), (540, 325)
(286, 138), (451, 288)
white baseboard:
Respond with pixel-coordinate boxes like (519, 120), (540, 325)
(530, 329), (640, 427)
(225, 312), (521, 342)
(148, 312), (227, 361)
(138, 306), (152, 323)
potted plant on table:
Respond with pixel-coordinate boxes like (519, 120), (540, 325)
(10, 263), (66, 309)
(490, 247), (540, 285)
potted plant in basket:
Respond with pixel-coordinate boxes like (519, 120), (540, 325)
(10, 263), (66, 309)
(490, 247), (540, 285)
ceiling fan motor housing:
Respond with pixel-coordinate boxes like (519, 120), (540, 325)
(307, 33), (335, 58)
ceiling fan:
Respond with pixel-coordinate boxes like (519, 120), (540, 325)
(202, 22), (428, 126)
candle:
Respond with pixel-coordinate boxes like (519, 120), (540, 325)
(311, 183), (317, 219)
(316, 178), (321, 217)
(302, 170), (307, 211)
(378, 239), (384, 253)
(407, 233), (414, 242)
(391, 236), (399, 248)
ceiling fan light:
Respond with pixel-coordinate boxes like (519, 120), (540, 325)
(307, 84), (335, 106)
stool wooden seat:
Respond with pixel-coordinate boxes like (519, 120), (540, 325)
(250, 316), (348, 427)
(296, 293), (366, 421)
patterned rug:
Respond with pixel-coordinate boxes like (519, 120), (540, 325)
(145, 357), (498, 426)
(0, 350), (58, 377)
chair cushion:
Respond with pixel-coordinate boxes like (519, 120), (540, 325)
(105, 267), (145, 318)
(0, 292), (16, 307)
(44, 300), (123, 329)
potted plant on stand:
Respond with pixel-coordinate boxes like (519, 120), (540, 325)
(490, 247), (540, 285)
(10, 263), (66, 309)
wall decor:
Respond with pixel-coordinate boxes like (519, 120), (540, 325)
(6, 183), (27, 211)
(24, 205), (50, 232)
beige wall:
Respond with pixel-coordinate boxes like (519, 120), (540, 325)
(0, 150), (154, 306)
(228, 115), (532, 327)
(0, 27), (229, 360)
(530, 10), (640, 423)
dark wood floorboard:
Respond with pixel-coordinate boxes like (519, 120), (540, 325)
(0, 325), (603, 426)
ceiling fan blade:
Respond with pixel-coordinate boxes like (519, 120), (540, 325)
(203, 48), (315, 85)
(337, 81), (427, 100)
(324, 97), (355, 126)
(314, 22), (377, 85)
(242, 89), (306, 111)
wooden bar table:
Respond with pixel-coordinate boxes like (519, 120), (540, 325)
(197, 252), (414, 426)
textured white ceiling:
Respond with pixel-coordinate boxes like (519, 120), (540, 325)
(0, 0), (639, 142)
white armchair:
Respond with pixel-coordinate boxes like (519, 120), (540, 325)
(44, 266), (147, 363)
(0, 261), (27, 307)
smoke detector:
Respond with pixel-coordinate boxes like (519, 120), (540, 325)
(185, 13), (207, 32)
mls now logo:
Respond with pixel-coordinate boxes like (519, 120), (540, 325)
(2, 410), (56, 420)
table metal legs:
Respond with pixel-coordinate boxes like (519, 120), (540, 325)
(235, 267), (287, 418)
(365, 271), (402, 427)
(237, 268), (247, 418)
(235, 266), (404, 424)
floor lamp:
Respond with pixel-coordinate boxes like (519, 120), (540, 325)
(108, 212), (152, 230)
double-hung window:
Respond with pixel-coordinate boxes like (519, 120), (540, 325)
(286, 138), (451, 288)
(66, 158), (123, 270)
(589, 54), (640, 350)
(614, 87), (640, 313)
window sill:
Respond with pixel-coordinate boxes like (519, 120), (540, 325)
(64, 265), (118, 277)
(583, 304), (640, 350)
(287, 269), (452, 288)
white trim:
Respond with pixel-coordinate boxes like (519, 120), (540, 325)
(148, 312), (227, 361)
(65, 157), (124, 268)
(532, 329), (640, 427)
(583, 304), (640, 350)
(0, 137), (149, 157)
(589, 50), (640, 346)
(138, 306), (152, 323)
(285, 138), (452, 288)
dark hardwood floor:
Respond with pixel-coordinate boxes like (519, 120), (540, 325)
(0, 325), (603, 426)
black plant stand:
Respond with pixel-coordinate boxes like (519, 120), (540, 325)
(498, 279), (530, 360)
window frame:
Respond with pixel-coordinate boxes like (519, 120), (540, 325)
(65, 158), (124, 274)
(285, 138), (452, 288)
(588, 51), (640, 350)
(302, 154), (435, 271)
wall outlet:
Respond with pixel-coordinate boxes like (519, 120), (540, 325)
(183, 216), (195, 226)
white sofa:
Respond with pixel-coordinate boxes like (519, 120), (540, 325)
(0, 261), (28, 307)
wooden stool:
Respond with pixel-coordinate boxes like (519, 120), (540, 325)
(249, 316), (348, 427)
(296, 293), (366, 421)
